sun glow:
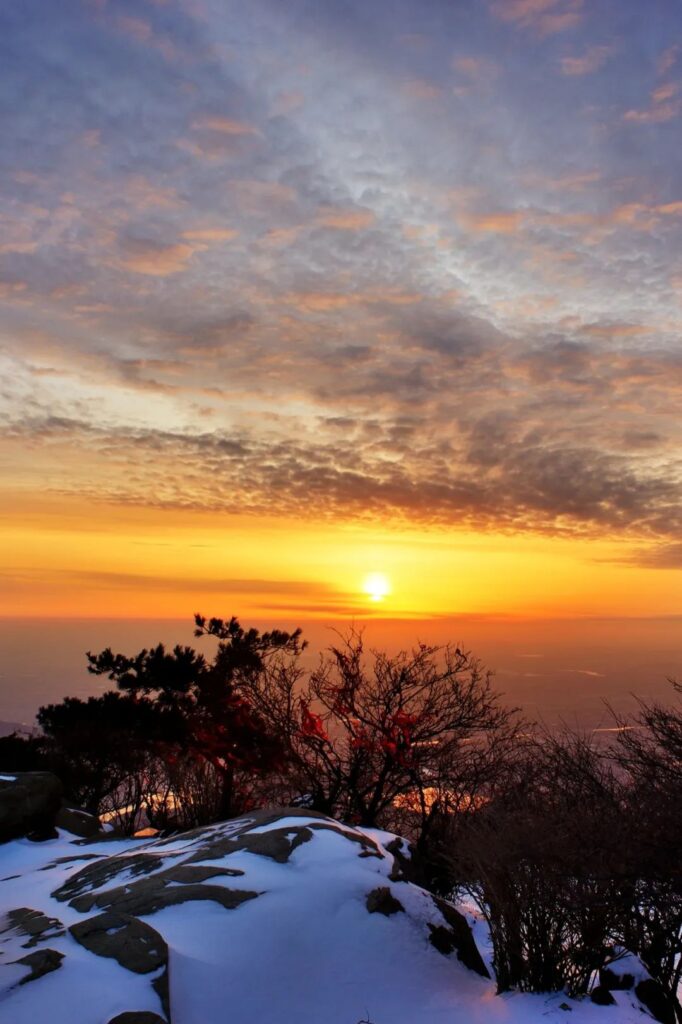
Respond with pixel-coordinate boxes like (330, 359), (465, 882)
(363, 572), (391, 603)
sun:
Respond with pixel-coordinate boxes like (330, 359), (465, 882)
(362, 572), (391, 603)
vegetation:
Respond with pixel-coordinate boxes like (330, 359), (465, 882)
(443, 692), (682, 1017)
(1, 616), (680, 1018)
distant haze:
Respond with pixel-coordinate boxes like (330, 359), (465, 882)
(1, 616), (678, 731)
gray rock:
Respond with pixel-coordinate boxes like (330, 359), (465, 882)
(428, 896), (490, 978)
(69, 912), (167, 974)
(53, 852), (164, 903)
(69, 875), (260, 917)
(366, 886), (405, 916)
(2, 907), (65, 947)
(70, 913), (170, 1020)
(12, 948), (64, 985)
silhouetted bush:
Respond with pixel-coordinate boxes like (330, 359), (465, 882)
(37, 692), (164, 815)
(610, 681), (682, 1016)
(233, 627), (521, 851)
(444, 730), (627, 995)
(0, 732), (47, 773)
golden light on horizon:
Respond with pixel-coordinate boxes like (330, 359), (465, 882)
(363, 572), (391, 603)
(0, 492), (681, 621)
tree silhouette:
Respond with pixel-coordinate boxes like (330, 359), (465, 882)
(86, 615), (305, 820)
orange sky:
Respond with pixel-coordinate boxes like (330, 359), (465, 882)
(2, 1), (682, 626)
(1, 491), (680, 620)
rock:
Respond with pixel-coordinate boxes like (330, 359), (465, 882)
(12, 948), (64, 985)
(384, 835), (412, 882)
(428, 895), (490, 978)
(69, 912), (170, 1019)
(366, 886), (405, 915)
(2, 907), (65, 947)
(0, 772), (63, 842)
(590, 985), (616, 1006)
(1, 808), (492, 1023)
(56, 802), (102, 838)
(69, 875), (260, 917)
(634, 979), (676, 1024)
(599, 950), (649, 991)
(600, 964), (635, 990)
(107, 1015), (167, 1024)
(428, 923), (459, 955)
(69, 912), (167, 974)
(52, 852), (165, 903)
(599, 951), (677, 1024)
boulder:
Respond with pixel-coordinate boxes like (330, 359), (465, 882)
(634, 979), (676, 1024)
(590, 985), (616, 1006)
(0, 772), (62, 842)
(599, 951), (677, 1024)
(56, 803), (102, 838)
(12, 948), (64, 985)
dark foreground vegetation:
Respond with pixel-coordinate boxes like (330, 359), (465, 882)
(2, 615), (680, 1017)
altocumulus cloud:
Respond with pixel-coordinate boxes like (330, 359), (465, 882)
(0, 0), (681, 559)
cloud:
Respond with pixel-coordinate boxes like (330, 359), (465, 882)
(624, 81), (681, 124)
(227, 180), (297, 212)
(522, 170), (600, 192)
(315, 206), (375, 230)
(559, 44), (612, 76)
(464, 211), (525, 234)
(626, 543), (682, 569)
(452, 55), (500, 83)
(0, 280), (28, 300)
(490, 0), (584, 36)
(4, 404), (680, 541)
(657, 44), (679, 78)
(401, 79), (442, 100)
(181, 227), (238, 242)
(117, 239), (196, 276)
(2, 0), (682, 560)
(0, 568), (336, 597)
(0, 567), (361, 614)
(112, 13), (183, 63)
(191, 115), (259, 136)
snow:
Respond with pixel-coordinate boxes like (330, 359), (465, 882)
(0, 813), (657, 1024)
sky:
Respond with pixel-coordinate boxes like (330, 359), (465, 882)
(1, 0), (682, 623)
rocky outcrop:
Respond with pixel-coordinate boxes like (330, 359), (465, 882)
(0, 808), (491, 1024)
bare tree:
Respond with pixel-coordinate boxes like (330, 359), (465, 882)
(239, 629), (521, 851)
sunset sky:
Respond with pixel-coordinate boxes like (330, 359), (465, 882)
(1, 0), (681, 622)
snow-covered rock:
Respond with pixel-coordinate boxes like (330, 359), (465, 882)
(0, 808), (663, 1024)
(596, 951), (676, 1024)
